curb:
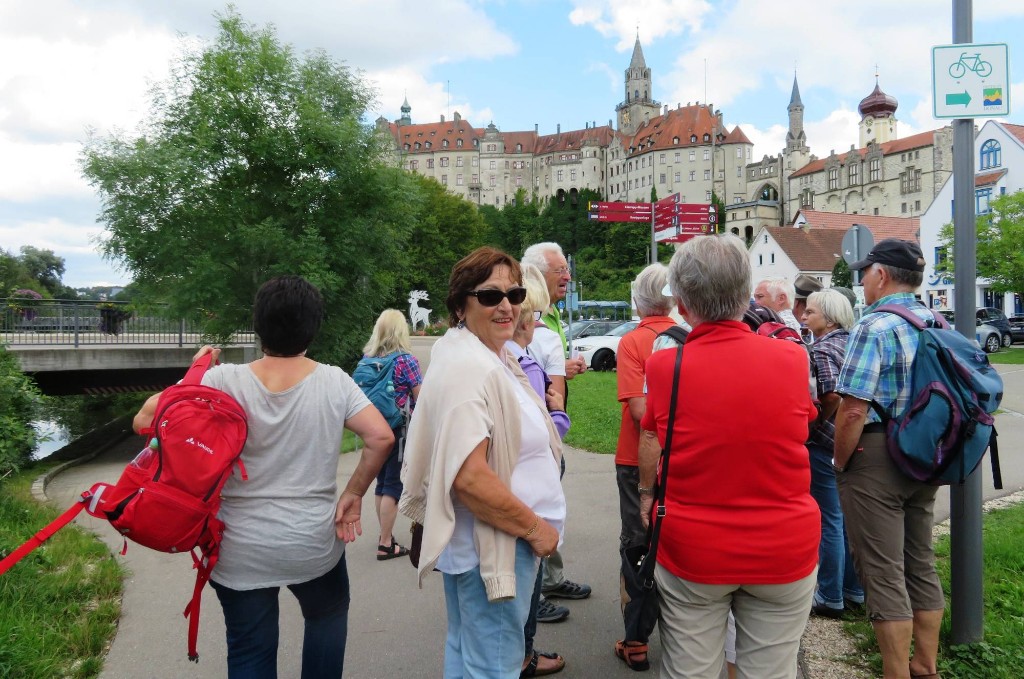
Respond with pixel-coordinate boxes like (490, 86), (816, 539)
(31, 414), (137, 504)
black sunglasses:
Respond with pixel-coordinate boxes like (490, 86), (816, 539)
(467, 287), (528, 307)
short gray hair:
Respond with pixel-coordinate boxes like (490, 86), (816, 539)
(756, 276), (795, 308)
(807, 289), (856, 331)
(669, 234), (750, 323)
(631, 263), (671, 317)
(877, 263), (924, 289)
(522, 242), (564, 272)
(519, 263), (550, 317)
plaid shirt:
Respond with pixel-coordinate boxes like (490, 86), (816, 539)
(392, 353), (423, 409)
(836, 293), (933, 423)
(808, 328), (849, 448)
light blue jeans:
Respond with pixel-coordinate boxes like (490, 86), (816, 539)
(443, 538), (538, 678)
(808, 444), (864, 609)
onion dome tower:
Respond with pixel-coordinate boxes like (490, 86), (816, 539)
(858, 76), (898, 146)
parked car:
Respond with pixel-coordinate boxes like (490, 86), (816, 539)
(1010, 315), (1024, 343)
(975, 307), (1013, 348)
(939, 311), (1002, 353)
(566, 319), (623, 341)
(570, 321), (638, 371)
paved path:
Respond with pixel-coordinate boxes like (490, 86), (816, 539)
(40, 362), (1024, 678)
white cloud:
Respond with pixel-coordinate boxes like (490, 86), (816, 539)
(568, 0), (713, 51)
(0, 134), (91, 202)
(369, 66), (494, 128)
(738, 122), (787, 160)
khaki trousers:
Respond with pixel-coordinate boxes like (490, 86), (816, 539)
(654, 564), (816, 679)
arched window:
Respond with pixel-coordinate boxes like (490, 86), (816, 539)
(703, 134), (710, 142)
(690, 135), (697, 143)
(980, 139), (1001, 169)
(516, 143), (522, 152)
(634, 89), (640, 100)
(760, 184), (779, 201)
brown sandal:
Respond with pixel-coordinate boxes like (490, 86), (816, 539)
(614, 640), (650, 672)
(910, 664), (941, 679)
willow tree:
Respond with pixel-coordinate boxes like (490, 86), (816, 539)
(81, 9), (412, 365)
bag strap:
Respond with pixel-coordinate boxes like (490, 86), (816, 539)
(0, 491), (92, 575)
(180, 352), (218, 387)
(645, 343), (684, 571)
(874, 303), (948, 330)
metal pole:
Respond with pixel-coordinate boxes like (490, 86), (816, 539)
(950, 0), (984, 645)
(651, 204), (657, 264)
(852, 224), (862, 286)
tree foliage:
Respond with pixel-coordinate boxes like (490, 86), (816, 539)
(937, 190), (1024, 299)
(0, 345), (41, 474)
(832, 257), (852, 288)
(81, 9), (410, 365)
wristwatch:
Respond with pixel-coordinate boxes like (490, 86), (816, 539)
(637, 485), (654, 496)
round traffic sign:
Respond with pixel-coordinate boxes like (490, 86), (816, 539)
(708, 213), (718, 223)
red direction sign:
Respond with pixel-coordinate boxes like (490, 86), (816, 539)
(588, 211), (652, 223)
(588, 201), (652, 214)
(656, 193), (680, 206)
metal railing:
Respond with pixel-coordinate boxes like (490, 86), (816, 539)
(1, 298), (255, 347)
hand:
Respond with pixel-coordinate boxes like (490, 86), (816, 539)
(574, 356), (587, 375)
(335, 490), (363, 543)
(192, 345), (221, 364)
(565, 356), (586, 379)
(545, 385), (564, 412)
(640, 494), (654, 530)
(525, 518), (559, 558)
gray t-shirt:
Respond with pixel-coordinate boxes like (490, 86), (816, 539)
(202, 362), (370, 590)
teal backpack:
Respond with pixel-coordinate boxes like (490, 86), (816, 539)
(352, 353), (405, 429)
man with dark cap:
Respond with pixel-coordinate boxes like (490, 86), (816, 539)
(792, 273), (823, 320)
(832, 239), (943, 679)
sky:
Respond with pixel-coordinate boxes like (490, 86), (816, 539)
(1, 1), (1022, 288)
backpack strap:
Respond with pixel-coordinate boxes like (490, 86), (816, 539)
(0, 490), (93, 575)
(657, 325), (690, 345)
(874, 303), (949, 330)
(180, 353), (218, 386)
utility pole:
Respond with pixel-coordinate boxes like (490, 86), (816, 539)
(949, 0), (983, 645)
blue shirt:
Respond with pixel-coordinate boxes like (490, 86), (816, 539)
(836, 293), (934, 422)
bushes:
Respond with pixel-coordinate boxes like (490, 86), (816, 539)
(0, 345), (40, 475)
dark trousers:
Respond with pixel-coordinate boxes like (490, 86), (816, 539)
(211, 553), (350, 679)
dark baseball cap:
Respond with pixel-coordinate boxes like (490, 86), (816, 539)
(849, 238), (925, 272)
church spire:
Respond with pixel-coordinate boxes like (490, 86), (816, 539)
(629, 33), (647, 71)
(788, 73), (803, 110)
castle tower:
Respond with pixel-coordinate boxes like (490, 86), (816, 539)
(785, 74), (809, 156)
(858, 77), (898, 147)
(399, 95), (412, 126)
(615, 34), (661, 136)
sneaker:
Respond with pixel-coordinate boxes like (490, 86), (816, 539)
(810, 602), (844, 619)
(542, 579), (592, 600)
(536, 597), (570, 623)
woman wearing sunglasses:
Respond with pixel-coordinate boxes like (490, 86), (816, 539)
(400, 246), (566, 678)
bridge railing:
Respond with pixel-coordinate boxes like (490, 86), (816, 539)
(1, 298), (255, 347)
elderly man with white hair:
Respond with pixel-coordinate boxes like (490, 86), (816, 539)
(612, 263), (678, 671)
(753, 277), (801, 331)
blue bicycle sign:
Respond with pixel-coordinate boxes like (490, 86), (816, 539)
(948, 52), (993, 78)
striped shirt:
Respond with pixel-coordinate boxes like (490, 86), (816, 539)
(836, 293), (933, 422)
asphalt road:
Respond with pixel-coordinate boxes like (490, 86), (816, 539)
(37, 361), (1023, 678)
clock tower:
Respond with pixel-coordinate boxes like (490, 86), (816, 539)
(616, 35), (661, 136)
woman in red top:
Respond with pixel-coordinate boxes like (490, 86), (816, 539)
(640, 234), (819, 679)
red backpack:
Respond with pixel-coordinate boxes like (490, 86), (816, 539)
(0, 355), (248, 662)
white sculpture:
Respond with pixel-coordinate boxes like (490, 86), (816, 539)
(408, 290), (431, 331)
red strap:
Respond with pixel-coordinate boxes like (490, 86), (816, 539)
(180, 353), (218, 387)
(183, 547), (219, 662)
(0, 493), (90, 575)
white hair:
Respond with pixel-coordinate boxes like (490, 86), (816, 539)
(519, 263), (550, 316)
(669, 234), (750, 324)
(755, 276), (795, 309)
(807, 289), (856, 331)
(522, 242), (565, 272)
(631, 263), (671, 318)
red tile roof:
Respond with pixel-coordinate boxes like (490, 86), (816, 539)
(763, 226), (848, 272)
(535, 126), (615, 154)
(622, 104), (751, 155)
(976, 169), (1007, 187)
(793, 210), (920, 242)
(1002, 122), (1024, 146)
(790, 129), (946, 178)
(387, 119), (481, 154)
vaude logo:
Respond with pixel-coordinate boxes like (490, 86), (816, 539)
(184, 437), (214, 455)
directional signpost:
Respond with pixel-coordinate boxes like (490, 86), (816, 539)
(588, 194), (714, 263)
(932, 43), (1010, 119)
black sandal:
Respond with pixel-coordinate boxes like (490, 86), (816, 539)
(376, 538), (409, 561)
(521, 650), (565, 677)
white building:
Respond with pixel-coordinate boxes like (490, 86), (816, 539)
(919, 120), (1024, 314)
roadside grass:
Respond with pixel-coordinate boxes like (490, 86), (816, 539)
(990, 346), (1024, 364)
(845, 501), (1024, 678)
(0, 466), (124, 679)
(564, 371), (620, 454)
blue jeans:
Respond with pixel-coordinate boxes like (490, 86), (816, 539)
(443, 539), (538, 678)
(808, 444), (863, 608)
(211, 553), (350, 679)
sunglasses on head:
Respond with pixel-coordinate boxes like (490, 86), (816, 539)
(467, 287), (527, 307)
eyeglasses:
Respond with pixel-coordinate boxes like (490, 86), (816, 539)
(467, 287), (528, 307)
(548, 267), (571, 276)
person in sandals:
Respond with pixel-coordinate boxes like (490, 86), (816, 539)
(361, 309), (423, 560)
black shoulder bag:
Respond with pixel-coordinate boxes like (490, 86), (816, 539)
(620, 343), (684, 643)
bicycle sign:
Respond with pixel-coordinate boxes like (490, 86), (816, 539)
(932, 43), (1009, 119)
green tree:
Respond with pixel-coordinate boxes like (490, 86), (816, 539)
(81, 9), (409, 365)
(17, 246), (66, 298)
(832, 257), (852, 288)
(711, 191), (726, 234)
(937, 190), (1024, 300)
(0, 345), (41, 474)
(1, 248), (33, 296)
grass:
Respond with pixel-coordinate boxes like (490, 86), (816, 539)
(564, 370), (620, 454)
(989, 346), (1024, 364)
(845, 501), (1024, 678)
(0, 466), (124, 678)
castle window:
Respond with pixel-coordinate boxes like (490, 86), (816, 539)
(456, 174), (463, 186)
(425, 142), (431, 149)
(703, 149), (710, 161)
(516, 143), (522, 152)
(980, 140), (1001, 169)
(673, 136), (679, 144)
(689, 150), (695, 161)
(703, 134), (710, 142)
(457, 139), (463, 147)
(404, 143), (410, 150)
(869, 158), (880, 181)
(691, 135), (697, 143)
(427, 159), (434, 168)
(849, 163), (859, 185)
(827, 169), (838, 190)
(415, 142), (421, 149)
(443, 139), (449, 148)
(441, 175), (448, 185)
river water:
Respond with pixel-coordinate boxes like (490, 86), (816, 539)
(31, 394), (147, 461)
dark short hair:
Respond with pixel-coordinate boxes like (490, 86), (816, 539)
(253, 276), (324, 355)
(446, 247), (523, 327)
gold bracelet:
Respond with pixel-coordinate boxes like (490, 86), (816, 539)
(524, 518), (539, 538)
